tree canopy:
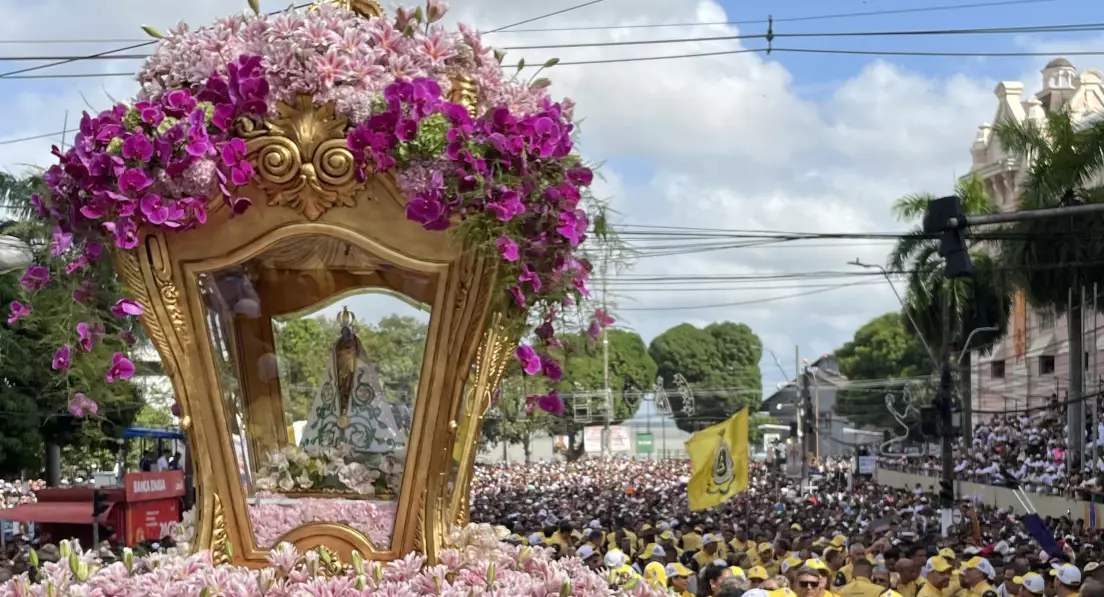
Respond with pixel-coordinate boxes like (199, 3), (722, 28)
(648, 321), (762, 433)
(273, 312), (428, 422)
(833, 312), (931, 428)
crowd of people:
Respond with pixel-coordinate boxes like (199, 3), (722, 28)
(0, 480), (38, 510)
(879, 398), (1104, 498)
(470, 457), (1104, 596)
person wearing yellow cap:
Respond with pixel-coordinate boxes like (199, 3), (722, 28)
(643, 559), (667, 592)
(920, 557), (953, 597)
(1018, 572), (1045, 597)
(761, 544), (781, 577)
(839, 560), (885, 597)
(1052, 564), (1081, 597)
(749, 566), (771, 588)
(731, 529), (755, 554)
(805, 559), (842, 597)
(960, 557), (997, 597)
(636, 543), (666, 575)
(682, 524), (703, 553)
(666, 562), (693, 597)
(695, 534), (723, 570)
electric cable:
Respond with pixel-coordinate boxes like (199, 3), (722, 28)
(487, 0), (608, 33)
(490, 0), (1061, 33)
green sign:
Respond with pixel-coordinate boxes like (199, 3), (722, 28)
(636, 432), (654, 454)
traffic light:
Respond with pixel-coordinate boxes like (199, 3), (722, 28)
(92, 490), (110, 519)
(923, 195), (973, 279)
(920, 406), (938, 437)
(939, 480), (954, 506)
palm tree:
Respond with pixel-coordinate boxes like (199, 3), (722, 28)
(993, 109), (1104, 467)
(888, 173), (1013, 440)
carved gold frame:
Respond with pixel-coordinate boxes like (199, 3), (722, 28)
(114, 91), (513, 566)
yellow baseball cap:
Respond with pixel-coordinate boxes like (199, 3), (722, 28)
(927, 556), (953, 573)
(731, 566), (746, 577)
(938, 548), (955, 560)
(806, 559), (831, 573)
(642, 543), (666, 559)
(831, 535), (847, 547)
(659, 530), (674, 541)
(881, 591), (904, 597)
(759, 543), (774, 553)
(667, 562), (692, 578)
(749, 566), (769, 580)
(769, 589), (797, 597)
(791, 523), (803, 531)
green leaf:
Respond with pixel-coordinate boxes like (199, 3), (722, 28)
(530, 78), (552, 90)
(247, 0), (261, 15)
(494, 49), (507, 64)
(141, 25), (164, 39)
(542, 57), (560, 68)
(516, 58), (526, 73)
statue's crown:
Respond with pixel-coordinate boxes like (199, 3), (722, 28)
(338, 307), (357, 329)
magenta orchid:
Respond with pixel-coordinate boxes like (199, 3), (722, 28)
(68, 392), (99, 418)
(6, 301), (31, 325)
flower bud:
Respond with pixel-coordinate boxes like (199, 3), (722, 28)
(76, 562), (90, 582)
(28, 548), (38, 569)
(58, 540), (71, 559)
(351, 550), (364, 575)
(559, 579), (572, 597)
(68, 551), (80, 575)
(106, 137), (124, 156)
(371, 562), (383, 584)
(355, 575), (367, 591)
(123, 547), (134, 573)
(486, 562), (496, 586)
(141, 25), (164, 39)
(247, 0), (261, 15)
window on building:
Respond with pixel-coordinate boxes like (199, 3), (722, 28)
(1038, 308), (1056, 330)
(991, 360), (1006, 379)
(1040, 355), (1056, 375)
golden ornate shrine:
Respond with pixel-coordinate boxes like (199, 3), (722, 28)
(113, 0), (512, 567)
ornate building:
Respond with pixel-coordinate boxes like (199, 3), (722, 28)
(969, 58), (1104, 417)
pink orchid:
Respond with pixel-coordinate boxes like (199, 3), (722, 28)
(111, 298), (144, 318)
(52, 344), (71, 372)
(514, 345), (541, 376)
(7, 300), (32, 325)
(19, 265), (49, 292)
(105, 352), (136, 382)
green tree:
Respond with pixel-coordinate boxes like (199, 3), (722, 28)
(648, 322), (763, 433)
(888, 173), (1012, 438)
(273, 313), (428, 422)
(834, 312), (931, 427)
(994, 110), (1104, 458)
(480, 370), (551, 463)
(273, 315), (342, 421)
(0, 173), (142, 479)
(518, 328), (659, 459)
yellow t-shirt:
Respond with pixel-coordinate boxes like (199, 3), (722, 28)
(839, 578), (886, 597)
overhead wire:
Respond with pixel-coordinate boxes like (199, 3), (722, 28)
(7, 22), (1104, 60)
(486, 0), (609, 33)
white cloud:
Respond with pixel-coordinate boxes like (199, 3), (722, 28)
(0, 0), (1040, 393)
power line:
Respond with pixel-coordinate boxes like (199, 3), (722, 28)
(618, 281), (866, 311)
(486, 0), (1061, 33)
(10, 22), (1104, 59)
(0, 3), (313, 80)
(487, 0), (609, 33)
(0, 130), (69, 146)
(499, 22), (1104, 51)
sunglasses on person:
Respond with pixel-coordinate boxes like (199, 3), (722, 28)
(797, 580), (820, 589)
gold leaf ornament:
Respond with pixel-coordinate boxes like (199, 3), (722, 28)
(243, 97), (365, 221)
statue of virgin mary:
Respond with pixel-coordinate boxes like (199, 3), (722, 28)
(299, 308), (408, 460)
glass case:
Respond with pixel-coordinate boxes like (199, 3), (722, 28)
(194, 235), (431, 549)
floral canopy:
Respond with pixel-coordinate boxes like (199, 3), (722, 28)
(10, 0), (614, 416)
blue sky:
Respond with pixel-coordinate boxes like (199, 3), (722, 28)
(1, 0), (1103, 399)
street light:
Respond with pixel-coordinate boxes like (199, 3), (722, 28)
(0, 234), (32, 274)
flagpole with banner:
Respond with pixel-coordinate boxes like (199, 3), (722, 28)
(685, 408), (750, 511)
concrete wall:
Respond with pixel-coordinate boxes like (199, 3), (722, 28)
(876, 468), (1090, 519)
(477, 424), (695, 464)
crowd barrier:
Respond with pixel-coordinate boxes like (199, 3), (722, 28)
(874, 468), (1095, 520)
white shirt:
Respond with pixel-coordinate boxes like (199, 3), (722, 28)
(156, 456), (169, 471)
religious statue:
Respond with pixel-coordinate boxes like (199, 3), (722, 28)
(299, 308), (409, 464)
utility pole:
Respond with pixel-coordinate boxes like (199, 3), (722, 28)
(601, 250), (612, 459)
(800, 365), (813, 487)
(923, 197), (1104, 536)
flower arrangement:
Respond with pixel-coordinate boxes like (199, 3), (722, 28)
(0, 525), (664, 597)
(254, 444), (402, 497)
(6, 0), (614, 418)
(249, 493), (397, 547)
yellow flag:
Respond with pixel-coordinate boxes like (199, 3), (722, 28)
(685, 408), (749, 511)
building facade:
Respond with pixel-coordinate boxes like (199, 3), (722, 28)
(760, 355), (853, 457)
(969, 58), (1104, 417)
